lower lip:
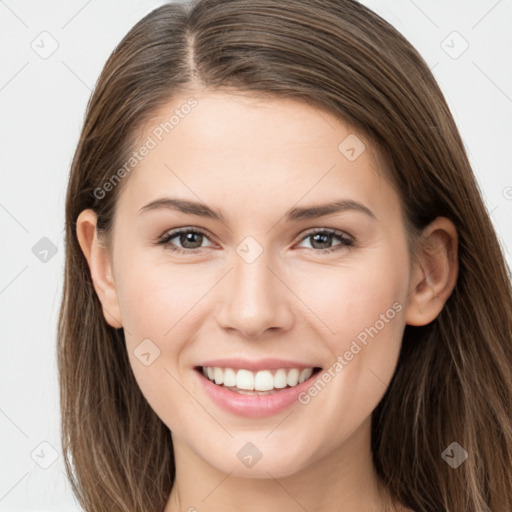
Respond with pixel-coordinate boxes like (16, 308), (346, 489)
(196, 368), (321, 418)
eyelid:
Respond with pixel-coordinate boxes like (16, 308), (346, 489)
(155, 225), (354, 253)
(155, 226), (217, 247)
(295, 226), (353, 244)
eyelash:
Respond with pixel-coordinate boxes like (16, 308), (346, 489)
(155, 226), (354, 255)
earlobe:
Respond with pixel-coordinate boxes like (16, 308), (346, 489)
(76, 209), (123, 329)
(405, 217), (459, 327)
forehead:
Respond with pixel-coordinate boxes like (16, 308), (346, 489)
(139, 90), (375, 162)
(117, 90), (397, 223)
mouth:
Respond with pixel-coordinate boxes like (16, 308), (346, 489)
(195, 365), (323, 395)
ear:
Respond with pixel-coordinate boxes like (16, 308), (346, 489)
(405, 216), (459, 326)
(76, 209), (123, 328)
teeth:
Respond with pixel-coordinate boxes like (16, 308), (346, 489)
(213, 367), (224, 385)
(236, 369), (254, 390)
(223, 368), (237, 387)
(299, 368), (313, 383)
(201, 366), (316, 391)
(274, 369), (288, 389)
(287, 368), (299, 386)
(254, 370), (274, 391)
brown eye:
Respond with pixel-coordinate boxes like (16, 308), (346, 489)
(156, 227), (213, 254)
(174, 231), (205, 249)
(155, 227), (354, 256)
(297, 229), (354, 252)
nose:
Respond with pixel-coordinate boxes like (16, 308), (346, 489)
(215, 251), (294, 339)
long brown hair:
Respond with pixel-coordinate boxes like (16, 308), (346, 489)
(58, 1), (512, 510)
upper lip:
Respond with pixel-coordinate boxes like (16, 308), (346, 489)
(197, 358), (321, 372)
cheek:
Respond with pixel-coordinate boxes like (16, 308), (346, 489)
(115, 254), (205, 341)
(114, 253), (217, 409)
(293, 251), (407, 348)
(292, 248), (408, 417)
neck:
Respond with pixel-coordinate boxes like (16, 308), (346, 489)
(164, 416), (402, 512)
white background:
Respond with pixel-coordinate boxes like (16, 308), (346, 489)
(1, 0), (511, 510)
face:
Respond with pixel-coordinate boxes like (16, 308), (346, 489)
(95, 90), (414, 478)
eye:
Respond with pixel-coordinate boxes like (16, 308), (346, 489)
(155, 227), (214, 254)
(155, 227), (354, 255)
(295, 228), (354, 253)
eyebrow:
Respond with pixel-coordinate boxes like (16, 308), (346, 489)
(138, 197), (376, 223)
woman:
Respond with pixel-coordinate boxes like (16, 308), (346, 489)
(58, 0), (512, 511)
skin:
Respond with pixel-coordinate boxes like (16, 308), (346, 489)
(77, 90), (458, 512)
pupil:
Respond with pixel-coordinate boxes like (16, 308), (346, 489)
(312, 233), (331, 249)
(181, 232), (202, 249)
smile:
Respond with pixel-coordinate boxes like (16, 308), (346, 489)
(200, 366), (319, 394)
(195, 362), (323, 417)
